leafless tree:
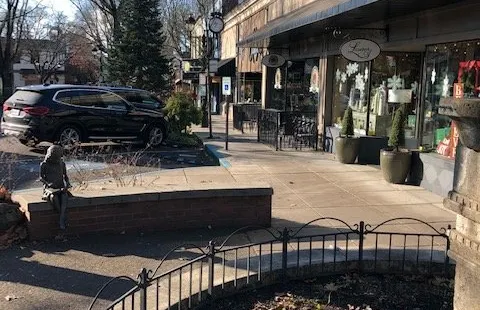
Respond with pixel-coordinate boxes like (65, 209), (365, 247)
(159, 0), (215, 59)
(0, 0), (32, 99)
(69, 0), (121, 53)
(23, 9), (76, 84)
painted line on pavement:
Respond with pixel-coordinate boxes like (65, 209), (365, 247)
(205, 144), (231, 168)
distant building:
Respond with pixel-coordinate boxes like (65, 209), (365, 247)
(13, 39), (66, 88)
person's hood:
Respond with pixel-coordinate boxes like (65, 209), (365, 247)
(44, 145), (64, 163)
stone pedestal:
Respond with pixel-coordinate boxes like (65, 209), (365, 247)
(440, 98), (480, 310)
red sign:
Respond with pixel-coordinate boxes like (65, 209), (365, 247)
(454, 83), (464, 99)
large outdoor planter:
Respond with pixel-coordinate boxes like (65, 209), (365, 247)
(335, 136), (360, 164)
(439, 97), (480, 310)
(380, 148), (412, 184)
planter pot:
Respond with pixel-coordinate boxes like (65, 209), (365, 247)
(335, 136), (360, 164)
(380, 148), (412, 184)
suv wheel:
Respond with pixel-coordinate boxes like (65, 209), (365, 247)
(57, 126), (82, 147)
(145, 125), (164, 148)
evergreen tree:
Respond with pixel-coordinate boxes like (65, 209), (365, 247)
(341, 107), (354, 137)
(108, 0), (170, 92)
(388, 107), (406, 151)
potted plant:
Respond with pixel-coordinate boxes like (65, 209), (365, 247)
(380, 107), (412, 184)
(335, 107), (360, 164)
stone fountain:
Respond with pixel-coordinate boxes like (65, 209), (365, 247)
(439, 97), (480, 310)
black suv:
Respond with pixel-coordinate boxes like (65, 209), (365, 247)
(101, 87), (165, 111)
(1, 84), (168, 147)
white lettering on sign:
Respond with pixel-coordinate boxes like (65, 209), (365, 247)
(340, 39), (381, 62)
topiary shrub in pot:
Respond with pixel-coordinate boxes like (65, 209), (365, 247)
(380, 107), (412, 184)
(335, 107), (360, 164)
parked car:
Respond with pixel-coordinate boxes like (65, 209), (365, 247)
(1, 84), (168, 147)
(100, 86), (165, 112)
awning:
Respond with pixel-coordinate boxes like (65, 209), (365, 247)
(238, 0), (467, 48)
(216, 57), (235, 77)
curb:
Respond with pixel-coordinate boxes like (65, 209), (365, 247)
(205, 144), (231, 168)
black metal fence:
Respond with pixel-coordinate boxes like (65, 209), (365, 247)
(257, 109), (319, 151)
(88, 218), (452, 310)
(232, 103), (261, 133)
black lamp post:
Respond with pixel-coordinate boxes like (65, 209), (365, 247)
(185, 15), (196, 58)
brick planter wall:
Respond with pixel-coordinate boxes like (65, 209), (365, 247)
(13, 185), (273, 240)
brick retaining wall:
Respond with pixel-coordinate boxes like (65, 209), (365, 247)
(13, 185), (273, 240)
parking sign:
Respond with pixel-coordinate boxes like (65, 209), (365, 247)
(222, 77), (231, 96)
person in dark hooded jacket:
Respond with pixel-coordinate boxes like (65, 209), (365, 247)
(40, 145), (72, 237)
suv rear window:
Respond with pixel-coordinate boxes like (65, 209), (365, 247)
(6, 90), (43, 105)
(115, 91), (160, 106)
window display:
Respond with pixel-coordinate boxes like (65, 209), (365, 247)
(422, 40), (480, 158)
(332, 56), (369, 135)
(370, 53), (422, 137)
(269, 59), (320, 111)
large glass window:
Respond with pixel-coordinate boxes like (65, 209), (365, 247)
(268, 58), (320, 111)
(422, 40), (480, 158)
(332, 56), (369, 135)
(370, 53), (422, 137)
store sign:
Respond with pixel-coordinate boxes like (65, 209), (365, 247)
(340, 39), (381, 62)
(222, 77), (231, 95)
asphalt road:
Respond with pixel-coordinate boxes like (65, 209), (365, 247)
(0, 136), (217, 191)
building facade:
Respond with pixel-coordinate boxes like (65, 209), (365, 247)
(221, 0), (480, 197)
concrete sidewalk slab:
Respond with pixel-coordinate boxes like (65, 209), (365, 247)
(193, 115), (455, 234)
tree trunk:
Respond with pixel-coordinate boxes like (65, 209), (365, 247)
(1, 69), (14, 102)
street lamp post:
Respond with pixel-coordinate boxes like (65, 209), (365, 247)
(186, 15), (196, 59)
(205, 12), (224, 139)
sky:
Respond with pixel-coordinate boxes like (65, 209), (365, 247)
(40, 0), (76, 20)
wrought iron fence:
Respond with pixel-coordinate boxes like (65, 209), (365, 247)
(88, 218), (452, 310)
(258, 109), (319, 151)
(232, 103), (261, 133)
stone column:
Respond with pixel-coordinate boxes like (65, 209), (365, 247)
(440, 97), (480, 310)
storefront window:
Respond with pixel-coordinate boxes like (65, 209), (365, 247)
(240, 73), (261, 103)
(370, 53), (422, 137)
(332, 56), (369, 135)
(422, 40), (480, 158)
(269, 59), (320, 111)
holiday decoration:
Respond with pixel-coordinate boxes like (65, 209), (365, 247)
(335, 68), (342, 82)
(442, 75), (450, 97)
(346, 62), (359, 77)
(355, 73), (365, 92)
(411, 81), (419, 95)
(387, 75), (405, 90)
(431, 68), (437, 84)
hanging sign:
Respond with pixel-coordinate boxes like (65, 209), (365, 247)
(262, 54), (286, 68)
(340, 39), (380, 62)
(222, 77), (231, 96)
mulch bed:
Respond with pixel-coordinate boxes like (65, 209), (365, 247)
(198, 274), (454, 310)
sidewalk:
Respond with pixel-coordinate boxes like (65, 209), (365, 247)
(193, 115), (455, 235)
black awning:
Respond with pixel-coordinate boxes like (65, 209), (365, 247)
(238, 0), (468, 48)
(217, 57), (235, 77)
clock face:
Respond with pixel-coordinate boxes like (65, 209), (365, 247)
(209, 17), (224, 33)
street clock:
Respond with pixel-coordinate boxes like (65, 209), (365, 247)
(209, 16), (224, 33)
